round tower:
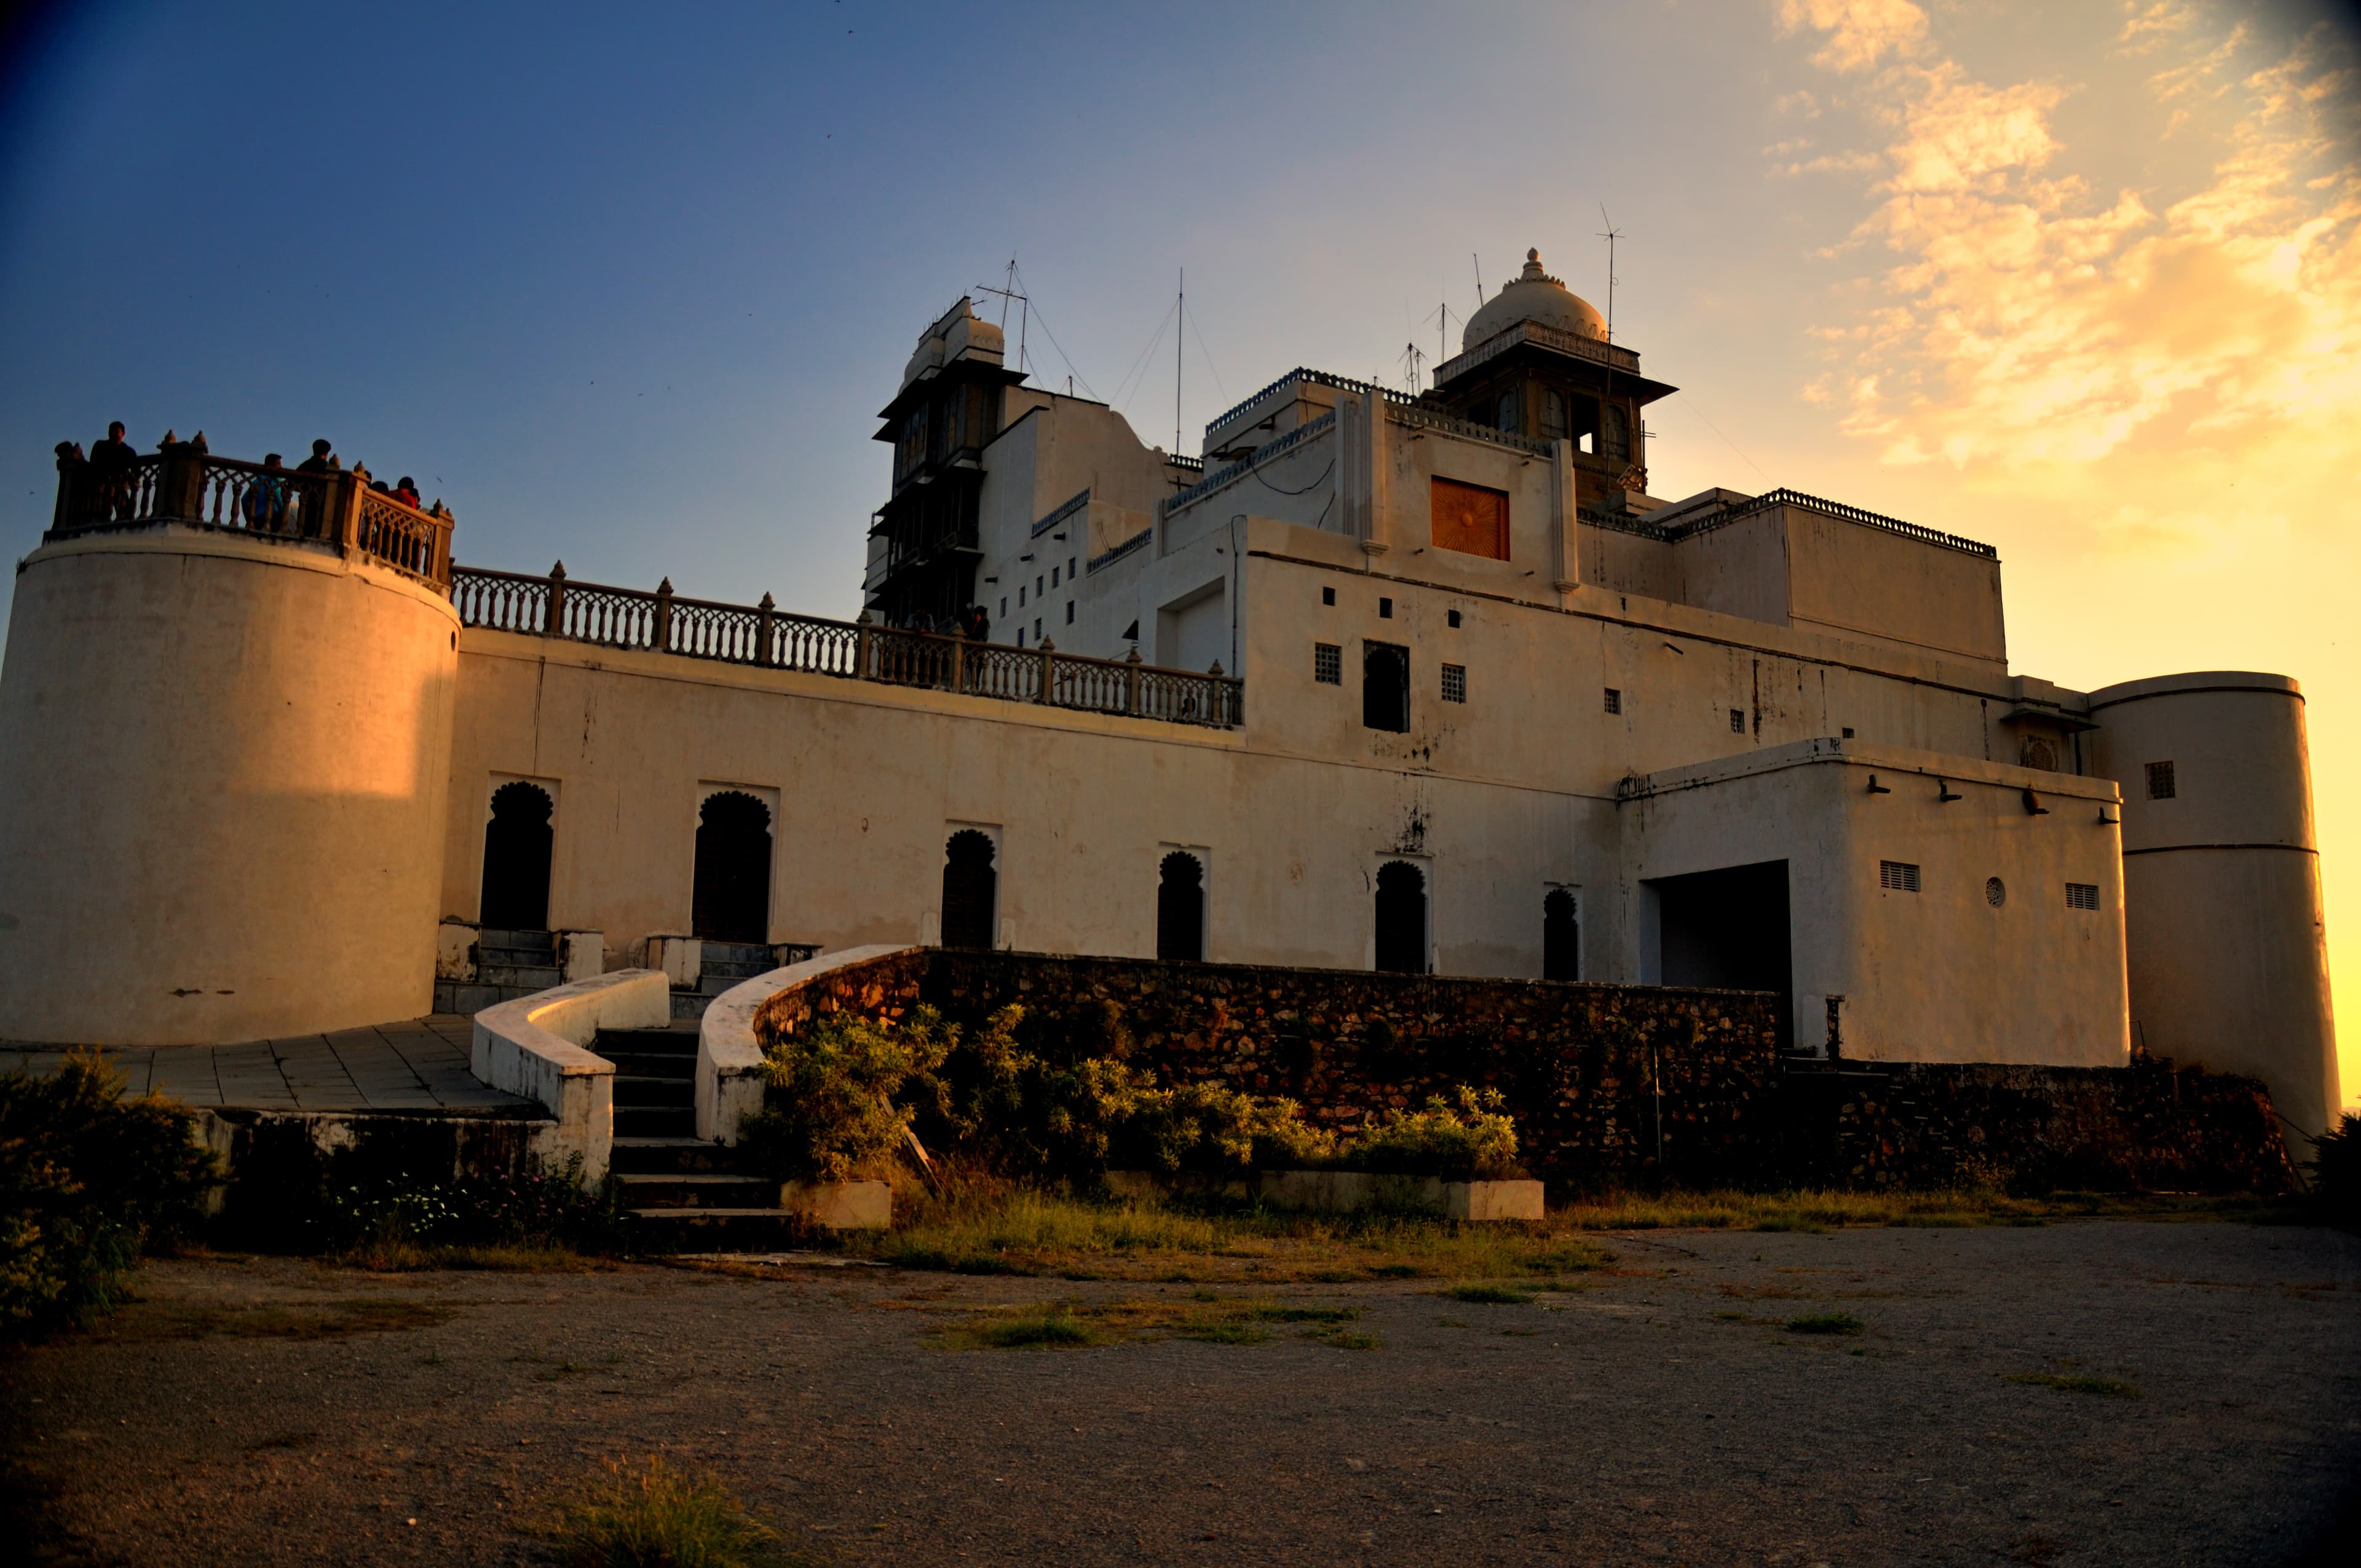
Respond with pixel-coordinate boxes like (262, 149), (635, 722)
(2086, 671), (2338, 1138)
(0, 477), (458, 1046)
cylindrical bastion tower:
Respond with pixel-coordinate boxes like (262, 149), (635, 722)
(2087, 671), (2339, 1139)
(0, 445), (459, 1045)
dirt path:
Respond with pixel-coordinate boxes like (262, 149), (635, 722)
(6, 1220), (2357, 1566)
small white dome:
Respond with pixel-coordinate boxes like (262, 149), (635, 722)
(1462, 248), (1606, 350)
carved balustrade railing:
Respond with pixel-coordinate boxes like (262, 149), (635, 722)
(47, 439), (454, 587)
(449, 564), (1245, 730)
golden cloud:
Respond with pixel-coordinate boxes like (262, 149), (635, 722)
(1786, 6), (2361, 490)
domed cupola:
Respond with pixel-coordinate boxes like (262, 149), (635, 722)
(1462, 248), (1608, 350)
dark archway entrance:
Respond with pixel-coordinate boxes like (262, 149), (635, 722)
(1374, 860), (1427, 975)
(1157, 851), (1204, 962)
(941, 830), (997, 949)
(480, 782), (553, 931)
(1543, 887), (1580, 981)
(1648, 859), (1792, 1045)
(692, 791), (773, 944)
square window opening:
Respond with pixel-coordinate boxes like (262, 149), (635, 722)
(1604, 687), (1623, 715)
(1447, 609), (1462, 628)
(1064, 601), (1074, 625)
(1441, 663), (1467, 704)
(1321, 585), (1336, 606)
(1730, 708), (1746, 734)
(2146, 761), (2177, 800)
(1379, 596), (1394, 619)
(1313, 643), (1342, 685)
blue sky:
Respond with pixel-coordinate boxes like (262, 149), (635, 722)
(5, 0), (2359, 1100)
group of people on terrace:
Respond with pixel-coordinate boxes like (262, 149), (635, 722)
(66, 422), (425, 531)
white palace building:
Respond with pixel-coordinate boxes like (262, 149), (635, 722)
(0, 249), (2339, 1139)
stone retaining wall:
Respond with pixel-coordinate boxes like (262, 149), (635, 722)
(750, 949), (2296, 1192)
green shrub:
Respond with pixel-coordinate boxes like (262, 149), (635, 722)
(1110, 1083), (1335, 1177)
(741, 1007), (955, 1182)
(1, 1053), (216, 1336)
(1345, 1085), (1522, 1179)
(318, 1154), (628, 1256)
(2308, 1113), (2359, 1222)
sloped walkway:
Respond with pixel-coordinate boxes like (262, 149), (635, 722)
(0, 1015), (536, 1115)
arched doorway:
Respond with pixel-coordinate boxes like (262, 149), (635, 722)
(480, 782), (553, 931)
(1157, 851), (1204, 962)
(941, 830), (997, 949)
(1374, 860), (1427, 975)
(692, 791), (772, 944)
(1543, 888), (1580, 981)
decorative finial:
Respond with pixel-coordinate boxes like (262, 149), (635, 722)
(550, 560), (566, 579)
(1039, 637), (1054, 652)
(1208, 660), (1224, 676)
(758, 592), (775, 611)
(656, 577), (673, 595)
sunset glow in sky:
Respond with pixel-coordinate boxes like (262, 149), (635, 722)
(2, 0), (2354, 1106)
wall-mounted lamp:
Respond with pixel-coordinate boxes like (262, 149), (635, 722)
(2022, 788), (2051, 817)
(2098, 807), (2119, 825)
(1867, 775), (1892, 794)
(1938, 780), (1963, 802)
(1019, 553), (1034, 561)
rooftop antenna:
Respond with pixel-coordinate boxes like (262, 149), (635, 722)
(1175, 267), (1184, 456)
(974, 265), (1030, 378)
(1472, 252), (1484, 309)
(1400, 339), (1425, 395)
(1596, 205), (1623, 343)
(1425, 301), (1459, 371)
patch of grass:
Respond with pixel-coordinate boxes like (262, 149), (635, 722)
(847, 1171), (1610, 1283)
(94, 1296), (453, 1342)
(2005, 1371), (2142, 1398)
(535, 1455), (794, 1566)
(1710, 1310), (1747, 1322)
(938, 1294), (1360, 1351)
(1785, 1313), (1867, 1337)
(335, 1241), (620, 1274)
(1548, 1187), (2295, 1232)
(970, 1307), (1099, 1349)
(1439, 1283), (1536, 1305)
(1312, 1328), (1382, 1350)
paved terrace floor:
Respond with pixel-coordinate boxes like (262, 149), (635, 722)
(0, 1015), (537, 1115)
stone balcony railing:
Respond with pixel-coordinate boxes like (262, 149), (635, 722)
(451, 564), (1245, 729)
(48, 435), (454, 587)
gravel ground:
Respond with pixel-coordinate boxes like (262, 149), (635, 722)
(5, 1219), (2358, 1566)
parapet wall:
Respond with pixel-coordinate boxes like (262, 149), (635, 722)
(754, 949), (2295, 1192)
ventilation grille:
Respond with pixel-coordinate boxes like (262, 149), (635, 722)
(1442, 664), (1467, 704)
(1313, 643), (1341, 685)
(1604, 687), (1623, 715)
(1880, 860), (1921, 893)
(2066, 882), (2100, 911)
(2146, 761), (2176, 800)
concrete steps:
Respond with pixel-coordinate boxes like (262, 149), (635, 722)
(596, 1026), (810, 1250)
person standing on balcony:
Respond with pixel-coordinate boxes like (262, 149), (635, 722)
(87, 421), (138, 521)
(963, 603), (991, 643)
(296, 438), (336, 475)
(394, 476), (422, 509)
(242, 453), (290, 532)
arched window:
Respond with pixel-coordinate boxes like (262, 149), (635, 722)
(480, 782), (553, 932)
(941, 830), (998, 949)
(1157, 851), (1204, 962)
(1541, 389), (1568, 441)
(1362, 640), (1409, 732)
(1543, 888), (1580, 981)
(692, 791), (772, 944)
(1494, 389), (1518, 434)
(1374, 860), (1428, 975)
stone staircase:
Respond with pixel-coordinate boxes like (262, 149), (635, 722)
(598, 1024), (807, 1249)
(668, 940), (817, 1020)
(435, 928), (564, 1014)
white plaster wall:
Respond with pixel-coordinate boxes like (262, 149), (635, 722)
(1618, 742), (2127, 1063)
(2087, 673), (2338, 1134)
(0, 528), (457, 1044)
